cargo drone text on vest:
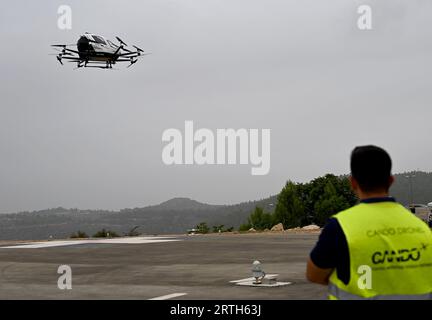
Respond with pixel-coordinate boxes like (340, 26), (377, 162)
(51, 33), (150, 69)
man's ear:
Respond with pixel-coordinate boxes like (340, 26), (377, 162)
(388, 175), (395, 188)
(349, 175), (358, 191)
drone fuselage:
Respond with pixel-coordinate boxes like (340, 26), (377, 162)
(77, 34), (119, 62)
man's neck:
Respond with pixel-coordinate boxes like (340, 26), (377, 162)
(357, 191), (390, 201)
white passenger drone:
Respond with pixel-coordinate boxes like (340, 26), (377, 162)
(51, 33), (150, 69)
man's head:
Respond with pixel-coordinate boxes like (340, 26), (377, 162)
(350, 145), (394, 196)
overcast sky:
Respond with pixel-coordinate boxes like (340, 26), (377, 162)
(0, 0), (431, 213)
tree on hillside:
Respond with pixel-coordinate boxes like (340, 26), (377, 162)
(196, 222), (209, 234)
(70, 231), (88, 239)
(255, 175), (356, 229)
(248, 207), (274, 230)
(239, 223), (252, 231)
(274, 181), (306, 228)
(93, 229), (119, 238)
(306, 174), (356, 225)
(337, 176), (358, 207)
(313, 181), (351, 226)
(212, 225), (225, 233)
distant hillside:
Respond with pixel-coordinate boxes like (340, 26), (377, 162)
(147, 197), (219, 211)
(0, 196), (276, 241)
(390, 171), (432, 205)
(0, 171), (430, 241)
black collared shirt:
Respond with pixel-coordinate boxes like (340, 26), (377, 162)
(309, 197), (396, 285)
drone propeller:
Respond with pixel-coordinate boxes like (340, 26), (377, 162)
(49, 52), (72, 56)
(51, 44), (76, 47)
(116, 36), (127, 47)
(127, 59), (138, 68)
(51, 46), (76, 56)
(133, 45), (144, 53)
(56, 55), (63, 65)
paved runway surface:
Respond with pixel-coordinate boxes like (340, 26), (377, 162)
(0, 233), (327, 299)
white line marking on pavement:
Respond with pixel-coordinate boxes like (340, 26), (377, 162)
(0, 237), (182, 249)
(1, 241), (85, 249)
(149, 293), (187, 300)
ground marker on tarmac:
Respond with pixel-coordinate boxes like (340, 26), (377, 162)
(149, 293), (187, 300)
(230, 275), (292, 287)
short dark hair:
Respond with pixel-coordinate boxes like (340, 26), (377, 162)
(350, 145), (392, 192)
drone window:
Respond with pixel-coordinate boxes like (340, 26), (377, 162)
(92, 36), (106, 45)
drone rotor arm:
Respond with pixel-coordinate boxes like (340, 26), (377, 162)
(115, 58), (137, 62)
(117, 52), (140, 58)
(61, 57), (83, 62)
(63, 48), (80, 54)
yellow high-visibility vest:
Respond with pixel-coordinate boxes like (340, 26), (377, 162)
(329, 201), (432, 300)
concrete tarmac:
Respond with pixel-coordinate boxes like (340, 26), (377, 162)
(0, 233), (326, 300)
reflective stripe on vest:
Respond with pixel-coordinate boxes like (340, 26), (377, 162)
(329, 282), (432, 300)
(329, 202), (432, 300)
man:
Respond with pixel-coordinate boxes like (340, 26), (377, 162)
(306, 145), (432, 299)
(429, 210), (432, 228)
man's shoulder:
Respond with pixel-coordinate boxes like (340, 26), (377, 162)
(331, 204), (362, 219)
(321, 217), (344, 237)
